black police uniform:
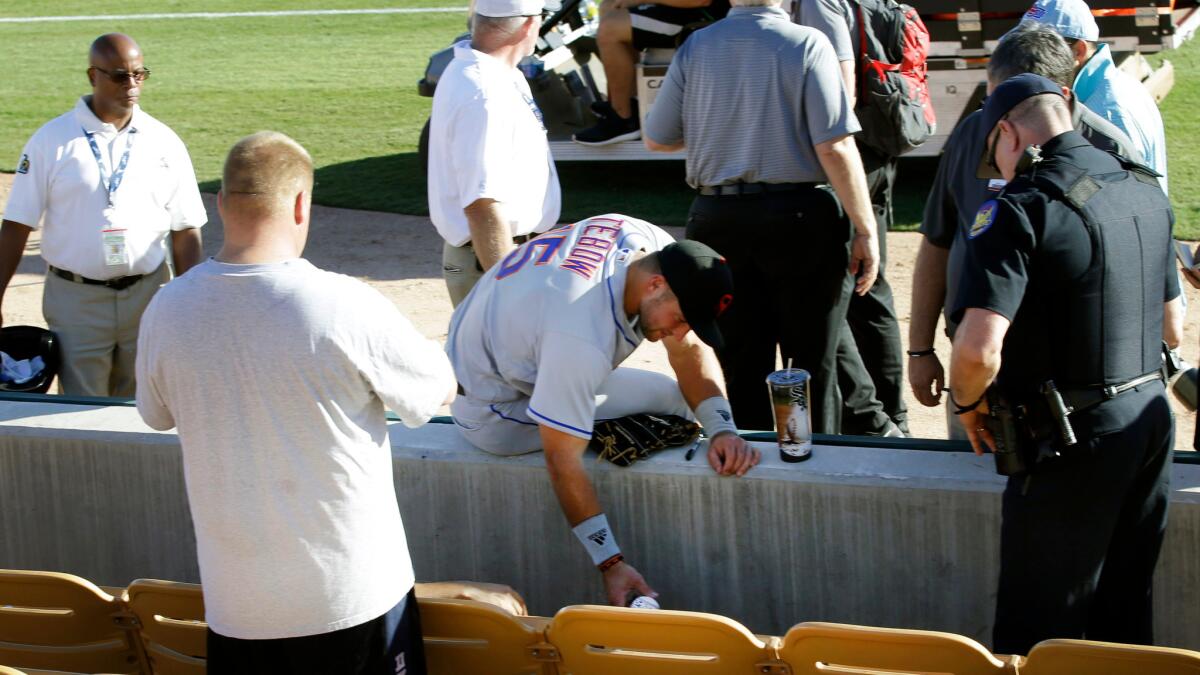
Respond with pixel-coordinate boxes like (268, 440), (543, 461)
(925, 104), (1143, 339)
(951, 130), (1178, 654)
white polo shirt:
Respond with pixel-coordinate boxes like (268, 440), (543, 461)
(427, 41), (561, 247)
(4, 97), (207, 280)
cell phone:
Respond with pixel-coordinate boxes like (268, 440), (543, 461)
(1174, 240), (1199, 270)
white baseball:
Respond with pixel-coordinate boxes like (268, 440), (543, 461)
(630, 595), (660, 609)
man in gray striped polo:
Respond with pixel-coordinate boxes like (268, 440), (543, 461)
(643, 0), (880, 435)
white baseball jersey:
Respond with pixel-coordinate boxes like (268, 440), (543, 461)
(446, 214), (675, 440)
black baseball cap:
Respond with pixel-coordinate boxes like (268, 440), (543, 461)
(976, 73), (1065, 179)
(658, 240), (734, 350)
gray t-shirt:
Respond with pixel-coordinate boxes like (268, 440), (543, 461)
(136, 258), (454, 639)
(795, 0), (858, 63)
(446, 215), (674, 440)
(643, 6), (859, 187)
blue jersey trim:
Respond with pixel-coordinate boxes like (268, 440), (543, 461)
(528, 406), (592, 436)
(490, 404), (537, 426)
(607, 275), (638, 349)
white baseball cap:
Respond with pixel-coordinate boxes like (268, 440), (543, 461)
(1013, 0), (1100, 41)
(475, 0), (549, 18)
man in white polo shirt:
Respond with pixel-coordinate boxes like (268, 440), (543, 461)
(427, 0), (561, 306)
(0, 33), (205, 398)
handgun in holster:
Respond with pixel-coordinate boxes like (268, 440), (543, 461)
(985, 388), (1028, 476)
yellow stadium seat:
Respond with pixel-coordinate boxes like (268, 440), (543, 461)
(780, 621), (1012, 675)
(1021, 638), (1200, 674)
(419, 598), (557, 675)
(124, 579), (206, 675)
(545, 604), (781, 674)
(0, 570), (143, 674)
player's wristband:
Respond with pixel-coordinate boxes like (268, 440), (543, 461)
(907, 347), (936, 358)
(572, 514), (621, 568)
(695, 396), (737, 438)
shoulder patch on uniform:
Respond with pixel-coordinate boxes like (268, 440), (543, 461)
(969, 200), (999, 239)
(16, 154), (29, 174)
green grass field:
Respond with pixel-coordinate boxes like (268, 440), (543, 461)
(1, 1), (1197, 234)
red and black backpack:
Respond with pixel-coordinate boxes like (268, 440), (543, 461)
(852, 0), (937, 157)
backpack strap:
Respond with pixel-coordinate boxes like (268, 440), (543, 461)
(856, 0), (868, 104)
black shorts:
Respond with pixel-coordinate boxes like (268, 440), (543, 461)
(629, 3), (724, 49)
(206, 589), (425, 675)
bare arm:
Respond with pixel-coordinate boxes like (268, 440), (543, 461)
(949, 308), (1011, 454)
(1164, 296), (1184, 349)
(464, 198), (516, 272)
(541, 424), (656, 605)
(908, 239), (949, 406)
(815, 134), (879, 294)
(663, 332), (725, 407)
(170, 228), (203, 277)
(839, 60), (856, 108)
(0, 220), (33, 327)
(663, 332), (760, 476)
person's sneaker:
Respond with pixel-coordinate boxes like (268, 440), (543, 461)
(573, 101), (641, 146)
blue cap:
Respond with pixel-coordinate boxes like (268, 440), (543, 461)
(1012, 0), (1100, 41)
(976, 73), (1065, 178)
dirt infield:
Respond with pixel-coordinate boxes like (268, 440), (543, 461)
(1, 172), (1196, 448)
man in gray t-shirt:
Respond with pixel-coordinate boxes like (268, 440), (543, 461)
(643, 0), (881, 435)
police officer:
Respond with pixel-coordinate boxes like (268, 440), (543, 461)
(948, 73), (1179, 654)
(908, 25), (1179, 441)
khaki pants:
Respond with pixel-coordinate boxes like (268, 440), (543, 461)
(43, 263), (170, 398)
(442, 242), (484, 308)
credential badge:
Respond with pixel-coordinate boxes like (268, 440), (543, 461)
(17, 154), (30, 174)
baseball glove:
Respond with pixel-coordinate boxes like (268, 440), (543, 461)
(589, 414), (701, 467)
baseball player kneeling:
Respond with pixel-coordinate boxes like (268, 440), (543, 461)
(446, 213), (761, 605)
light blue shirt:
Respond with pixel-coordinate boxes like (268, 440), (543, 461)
(1073, 43), (1168, 193)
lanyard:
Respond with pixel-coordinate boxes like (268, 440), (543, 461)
(83, 126), (137, 209)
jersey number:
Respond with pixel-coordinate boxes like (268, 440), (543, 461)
(495, 235), (567, 280)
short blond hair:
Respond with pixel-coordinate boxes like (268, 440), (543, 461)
(221, 131), (313, 216)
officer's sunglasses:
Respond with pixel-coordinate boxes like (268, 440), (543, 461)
(91, 66), (152, 84)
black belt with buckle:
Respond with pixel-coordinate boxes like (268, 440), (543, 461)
(697, 182), (816, 197)
(1060, 370), (1164, 413)
(49, 265), (145, 291)
(462, 233), (534, 248)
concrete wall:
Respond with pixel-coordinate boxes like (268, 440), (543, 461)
(1, 400), (1197, 650)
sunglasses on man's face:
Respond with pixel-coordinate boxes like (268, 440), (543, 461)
(92, 66), (151, 84)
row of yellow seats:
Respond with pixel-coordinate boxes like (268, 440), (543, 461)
(4, 569), (1200, 675)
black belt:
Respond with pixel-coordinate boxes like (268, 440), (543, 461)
(49, 265), (145, 291)
(1060, 370), (1164, 413)
(461, 233), (534, 248)
(697, 182), (816, 197)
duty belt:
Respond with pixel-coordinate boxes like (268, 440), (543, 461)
(697, 182), (816, 197)
(1058, 370), (1164, 414)
(49, 265), (144, 291)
